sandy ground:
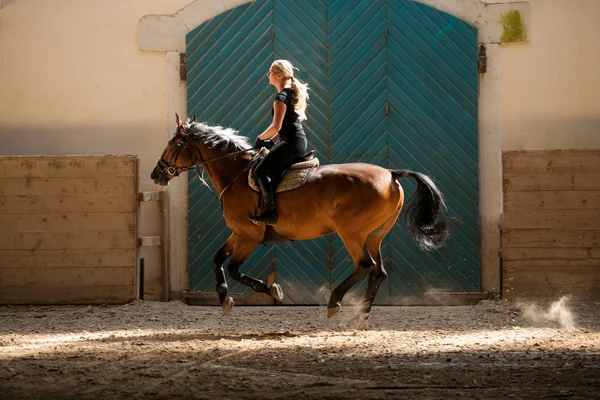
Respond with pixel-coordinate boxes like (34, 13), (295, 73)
(1, 298), (599, 399)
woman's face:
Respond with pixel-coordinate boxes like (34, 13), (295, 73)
(267, 66), (283, 86)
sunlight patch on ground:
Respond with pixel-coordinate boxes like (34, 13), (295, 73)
(4, 326), (598, 361)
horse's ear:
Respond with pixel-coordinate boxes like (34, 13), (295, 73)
(192, 114), (197, 123)
(175, 113), (181, 126)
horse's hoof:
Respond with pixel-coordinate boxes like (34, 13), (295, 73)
(327, 303), (341, 318)
(270, 283), (284, 302)
(357, 313), (368, 330)
(221, 297), (234, 315)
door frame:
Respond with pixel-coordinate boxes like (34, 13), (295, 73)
(139, 0), (531, 299)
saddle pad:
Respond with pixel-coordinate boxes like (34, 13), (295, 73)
(248, 156), (320, 194)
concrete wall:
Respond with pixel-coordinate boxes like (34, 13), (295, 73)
(1, 0), (599, 301)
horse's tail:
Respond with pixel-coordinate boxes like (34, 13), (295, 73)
(391, 169), (454, 251)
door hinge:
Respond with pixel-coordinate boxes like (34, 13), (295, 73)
(478, 45), (487, 74)
(179, 53), (187, 81)
(385, 101), (389, 116)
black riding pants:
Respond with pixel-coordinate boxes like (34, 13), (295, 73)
(254, 139), (307, 183)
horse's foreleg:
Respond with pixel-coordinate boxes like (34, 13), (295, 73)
(213, 232), (237, 314)
(227, 237), (283, 302)
(328, 238), (375, 319)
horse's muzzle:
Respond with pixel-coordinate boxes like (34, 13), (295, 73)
(151, 165), (171, 186)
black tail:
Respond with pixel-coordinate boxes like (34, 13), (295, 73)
(392, 169), (453, 251)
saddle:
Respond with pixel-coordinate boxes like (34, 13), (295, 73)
(248, 149), (319, 193)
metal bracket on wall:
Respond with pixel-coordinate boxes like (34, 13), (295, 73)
(138, 191), (170, 302)
(478, 45), (487, 74)
(179, 53), (187, 81)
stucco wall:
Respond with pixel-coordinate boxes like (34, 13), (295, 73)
(0, 0), (191, 300)
(1, 0), (599, 301)
(500, 0), (600, 150)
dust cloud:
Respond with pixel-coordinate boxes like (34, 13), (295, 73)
(519, 296), (577, 331)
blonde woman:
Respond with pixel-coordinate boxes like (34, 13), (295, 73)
(251, 60), (309, 226)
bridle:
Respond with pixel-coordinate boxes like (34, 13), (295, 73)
(157, 140), (192, 177)
(157, 135), (255, 205)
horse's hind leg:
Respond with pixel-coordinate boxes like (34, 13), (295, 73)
(328, 232), (375, 319)
(227, 236), (284, 302)
(341, 211), (400, 328)
(354, 210), (401, 328)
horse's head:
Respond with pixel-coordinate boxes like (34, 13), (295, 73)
(151, 113), (198, 186)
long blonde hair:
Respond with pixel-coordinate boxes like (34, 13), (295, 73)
(271, 60), (309, 121)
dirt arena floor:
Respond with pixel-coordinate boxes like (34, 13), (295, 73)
(1, 297), (599, 399)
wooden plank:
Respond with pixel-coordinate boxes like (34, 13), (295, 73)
(0, 193), (136, 213)
(503, 171), (600, 191)
(503, 247), (600, 261)
(0, 267), (134, 287)
(0, 231), (135, 250)
(0, 285), (134, 305)
(504, 210), (600, 230)
(0, 156), (136, 178)
(504, 283), (600, 301)
(0, 249), (134, 268)
(503, 150), (600, 173)
(503, 265), (600, 300)
(0, 176), (134, 196)
(504, 259), (600, 269)
(502, 229), (600, 248)
(0, 213), (135, 232)
(504, 190), (600, 210)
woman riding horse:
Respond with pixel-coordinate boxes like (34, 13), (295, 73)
(252, 60), (310, 226)
(150, 64), (452, 328)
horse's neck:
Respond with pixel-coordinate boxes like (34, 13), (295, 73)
(198, 146), (251, 193)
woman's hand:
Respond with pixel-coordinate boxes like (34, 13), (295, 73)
(254, 137), (275, 150)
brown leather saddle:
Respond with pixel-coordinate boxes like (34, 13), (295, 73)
(248, 150), (319, 193)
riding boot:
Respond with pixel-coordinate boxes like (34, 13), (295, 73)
(251, 175), (279, 226)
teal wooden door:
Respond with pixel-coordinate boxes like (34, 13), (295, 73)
(186, 0), (332, 304)
(186, 0), (276, 301)
(187, 0), (480, 305)
(329, 0), (389, 303)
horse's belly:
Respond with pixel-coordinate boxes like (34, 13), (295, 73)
(273, 209), (336, 241)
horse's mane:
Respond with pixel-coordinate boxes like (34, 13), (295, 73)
(187, 122), (252, 152)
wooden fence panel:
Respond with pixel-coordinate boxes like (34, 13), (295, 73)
(502, 150), (600, 301)
(0, 155), (137, 305)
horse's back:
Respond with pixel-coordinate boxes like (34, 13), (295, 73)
(274, 162), (404, 239)
(281, 162), (401, 208)
(308, 162), (395, 188)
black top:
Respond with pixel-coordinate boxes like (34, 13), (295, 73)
(271, 88), (306, 143)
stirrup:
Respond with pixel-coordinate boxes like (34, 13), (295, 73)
(250, 209), (278, 226)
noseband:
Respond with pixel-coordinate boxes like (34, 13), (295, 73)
(157, 140), (191, 177)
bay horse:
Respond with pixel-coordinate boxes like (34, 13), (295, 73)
(151, 115), (452, 328)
